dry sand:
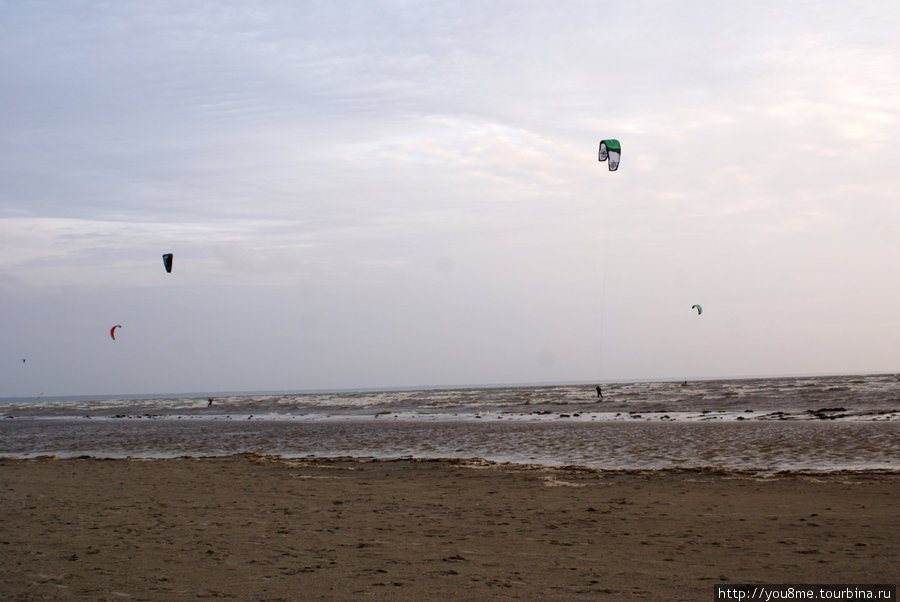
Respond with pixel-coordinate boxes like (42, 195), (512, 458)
(1, 454), (897, 600)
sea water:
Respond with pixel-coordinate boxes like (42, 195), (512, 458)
(2, 374), (898, 472)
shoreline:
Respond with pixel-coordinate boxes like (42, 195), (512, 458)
(2, 455), (897, 599)
(4, 408), (900, 420)
(3, 452), (900, 476)
(4, 418), (898, 472)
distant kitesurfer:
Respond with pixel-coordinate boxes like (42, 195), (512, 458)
(207, 397), (214, 407)
(596, 385), (602, 400)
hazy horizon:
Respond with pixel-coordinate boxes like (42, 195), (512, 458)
(6, 369), (898, 404)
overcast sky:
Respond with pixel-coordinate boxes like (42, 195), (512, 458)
(2, 1), (899, 397)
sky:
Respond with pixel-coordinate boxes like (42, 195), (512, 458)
(2, 1), (900, 397)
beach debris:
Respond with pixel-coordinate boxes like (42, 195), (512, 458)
(598, 139), (621, 171)
(808, 407), (848, 420)
(692, 304), (703, 315)
(760, 411), (789, 420)
(110, 324), (122, 340)
(162, 253), (174, 273)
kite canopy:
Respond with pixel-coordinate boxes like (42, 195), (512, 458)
(162, 253), (173, 273)
(110, 324), (122, 340)
(598, 139), (621, 171)
(692, 304), (703, 315)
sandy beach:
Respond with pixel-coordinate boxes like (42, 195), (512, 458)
(1, 455), (897, 600)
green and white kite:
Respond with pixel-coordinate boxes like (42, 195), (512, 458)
(598, 139), (621, 171)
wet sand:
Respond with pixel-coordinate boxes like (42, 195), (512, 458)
(1, 455), (897, 600)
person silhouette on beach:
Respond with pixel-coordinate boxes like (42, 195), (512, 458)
(595, 385), (602, 400)
(207, 397), (214, 407)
